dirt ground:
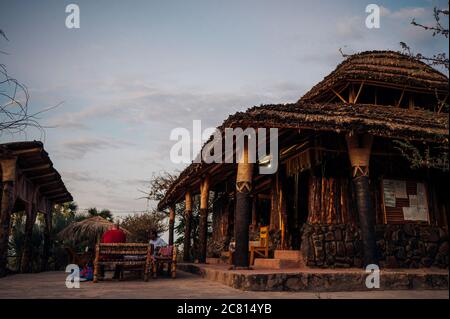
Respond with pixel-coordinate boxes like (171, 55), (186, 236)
(0, 270), (447, 299)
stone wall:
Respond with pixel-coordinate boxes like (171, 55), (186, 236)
(300, 223), (449, 268)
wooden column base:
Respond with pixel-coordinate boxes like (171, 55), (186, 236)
(183, 211), (192, 262)
(198, 208), (208, 263)
(353, 175), (378, 266)
(234, 191), (251, 268)
(0, 182), (14, 277)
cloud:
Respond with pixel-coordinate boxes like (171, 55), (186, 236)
(47, 80), (304, 131)
(60, 137), (134, 158)
(336, 15), (365, 41)
(380, 6), (427, 20)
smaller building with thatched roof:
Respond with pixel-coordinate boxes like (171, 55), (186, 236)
(0, 141), (72, 276)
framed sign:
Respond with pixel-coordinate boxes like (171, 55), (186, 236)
(381, 179), (429, 224)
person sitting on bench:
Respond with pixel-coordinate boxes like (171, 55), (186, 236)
(99, 223), (126, 279)
(149, 230), (166, 256)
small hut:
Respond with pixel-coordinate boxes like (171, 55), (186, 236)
(0, 141), (72, 275)
(158, 51), (449, 269)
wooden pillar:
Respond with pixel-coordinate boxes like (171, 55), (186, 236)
(168, 205), (175, 246)
(41, 208), (52, 272)
(234, 143), (253, 269)
(349, 84), (356, 103)
(0, 158), (16, 277)
(251, 195), (257, 229)
(346, 134), (377, 267)
(198, 177), (210, 263)
(20, 203), (38, 273)
(183, 192), (192, 262)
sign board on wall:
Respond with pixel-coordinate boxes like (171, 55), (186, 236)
(382, 179), (429, 223)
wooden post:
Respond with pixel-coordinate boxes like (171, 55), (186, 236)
(234, 142), (253, 269)
(0, 158), (16, 277)
(20, 203), (38, 273)
(409, 96), (415, 110)
(346, 134), (377, 267)
(349, 84), (356, 103)
(183, 191), (192, 262)
(198, 177), (210, 263)
(40, 208), (53, 272)
(251, 195), (257, 229)
(168, 205), (175, 246)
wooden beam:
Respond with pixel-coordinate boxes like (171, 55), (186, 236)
(348, 84), (356, 103)
(29, 172), (57, 181)
(437, 94), (448, 113)
(11, 147), (42, 156)
(325, 83), (349, 103)
(21, 164), (51, 172)
(39, 180), (60, 188)
(331, 88), (348, 103)
(42, 188), (65, 195)
(349, 79), (447, 96)
(409, 96), (415, 110)
(396, 88), (405, 108)
(353, 81), (365, 104)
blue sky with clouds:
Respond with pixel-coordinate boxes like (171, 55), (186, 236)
(0, 0), (448, 217)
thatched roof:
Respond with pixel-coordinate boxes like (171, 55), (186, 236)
(158, 102), (448, 209)
(0, 141), (72, 203)
(57, 216), (130, 243)
(300, 51), (449, 103)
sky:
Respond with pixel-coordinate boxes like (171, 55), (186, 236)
(0, 0), (448, 220)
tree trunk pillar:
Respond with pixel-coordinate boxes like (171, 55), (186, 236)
(346, 134), (377, 267)
(41, 208), (53, 272)
(233, 142), (253, 269)
(183, 191), (192, 262)
(0, 158), (16, 277)
(168, 205), (175, 246)
(198, 177), (210, 263)
(20, 203), (38, 273)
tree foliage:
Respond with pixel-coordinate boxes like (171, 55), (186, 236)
(396, 3), (449, 171)
(86, 207), (114, 222)
(120, 212), (167, 243)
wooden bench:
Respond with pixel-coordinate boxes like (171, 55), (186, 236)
(152, 245), (177, 279)
(93, 243), (152, 282)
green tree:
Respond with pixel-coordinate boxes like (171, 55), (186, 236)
(87, 207), (114, 222)
(120, 212), (167, 243)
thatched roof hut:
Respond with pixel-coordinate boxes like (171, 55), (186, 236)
(157, 50), (449, 269)
(300, 51), (449, 103)
(58, 216), (130, 243)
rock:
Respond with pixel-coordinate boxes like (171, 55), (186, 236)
(395, 247), (406, 260)
(325, 232), (334, 241)
(420, 257), (433, 267)
(385, 255), (398, 268)
(403, 224), (416, 237)
(428, 228), (440, 243)
(325, 242), (336, 256)
(325, 255), (335, 266)
(353, 257), (363, 268)
(336, 242), (346, 257)
(285, 277), (301, 290)
(314, 245), (324, 262)
(344, 230), (354, 242)
(345, 242), (354, 257)
(425, 243), (438, 257)
(439, 228), (448, 241)
(438, 241), (448, 256)
(334, 229), (343, 241)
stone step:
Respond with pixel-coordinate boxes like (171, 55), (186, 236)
(274, 250), (303, 260)
(253, 258), (301, 269)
